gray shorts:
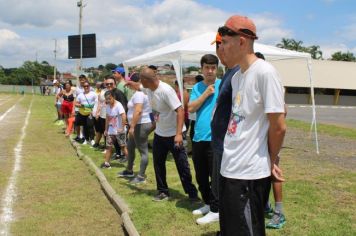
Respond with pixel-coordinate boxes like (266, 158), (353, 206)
(106, 132), (126, 147)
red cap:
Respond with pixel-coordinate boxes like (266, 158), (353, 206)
(211, 32), (222, 45)
(225, 15), (258, 39)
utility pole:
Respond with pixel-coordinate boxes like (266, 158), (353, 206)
(77, 0), (83, 74)
(53, 39), (57, 81)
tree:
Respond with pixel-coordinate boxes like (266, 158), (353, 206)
(276, 38), (292, 49)
(276, 38), (323, 60)
(330, 51), (356, 61)
(104, 63), (117, 71)
(307, 45), (323, 59)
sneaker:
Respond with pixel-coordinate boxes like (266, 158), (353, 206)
(101, 150), (107, 154)
(92, 143), (99, 148)
(152, 192), (169, 202)
(74, 136), (81, 142)
(192, 204), (210, 215)
(90, 140), (95, 146)
(100, 162), (111, 169)
(117, 170), (134, 178)
(118, 156), (127, 163)
(129, 176), (146, 185)
(82, 140), (88, 145)
(266, 211), (286, 229)
(265, 206), (274, 219)
(196, 211), (219, 225)
(111, 154), (120, 160)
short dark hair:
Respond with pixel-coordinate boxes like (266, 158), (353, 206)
(106, 75), (117, 84)
(255, 52), (265, 60)
(130, 73), (140, 82)
(195, 75), (204, 83)
(79, 74), (86, 79)
(200, 54), (219, 67)
(104, 90), (114, 98)
(148, 65), (157, 71)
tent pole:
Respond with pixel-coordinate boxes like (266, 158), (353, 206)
(307, 58), (319, 154)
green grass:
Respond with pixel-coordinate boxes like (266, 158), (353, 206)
(3, 95), (123, 235)
(75, 119), (356, 235)
(287, 119), (356, 139)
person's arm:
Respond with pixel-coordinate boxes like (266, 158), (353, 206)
(174, 106), (185, 147)
(120, 113), (127, 132)
(129, 103), (143, 137)
(125, 81), (141, 91)
(268, 113), (287, 182)
(104, 114), (109, 136)
(188, 84), (215, 113)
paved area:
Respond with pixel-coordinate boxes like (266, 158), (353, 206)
(287, 105), (356, 129)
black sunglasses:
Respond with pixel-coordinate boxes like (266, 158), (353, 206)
(218, 26), (239, 37)
(105, 83), (114, 86)
(218, 26), (258, 39)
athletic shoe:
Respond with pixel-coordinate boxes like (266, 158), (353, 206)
(196, 211), (219, 225)
(82, 140), (88, 145)
(192, 204), (210, 215)
(265, 206), (274, 219)
(74, 136), (81, 142)
(90, 140), (95, 146)
(129, 176), (146, 185)
(117, 170), (134, 178)
(152, 192), (169, 202)
(118, 156), (127, 163)
(100, 162), (111, 169)
(111, 154), (120, 160)
(92, 143), (100, 148)
(266, 211), (286, 229)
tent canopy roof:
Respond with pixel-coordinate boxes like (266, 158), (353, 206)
(123, 32), (310, 67)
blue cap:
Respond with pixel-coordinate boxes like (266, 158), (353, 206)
(112, 67), (125, 74)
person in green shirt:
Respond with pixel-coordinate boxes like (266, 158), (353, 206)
(112, 66), (133, 100)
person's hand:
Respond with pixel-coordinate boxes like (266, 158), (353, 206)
(95, 114), (99, 120)
(203, 84), (215, 97)
(128, 127), (135, 138)
(174, 133), (183, 148)
(104, 130), (107, 137)
(271, 164), (285, 182)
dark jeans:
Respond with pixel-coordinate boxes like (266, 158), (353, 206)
(192, 141), (218, 212)
(152, 133), (198, 197)
(219, 176), (271, 236)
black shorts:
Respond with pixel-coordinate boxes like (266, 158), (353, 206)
(94, 117), (105, 133)
(75, 113), (89, 126)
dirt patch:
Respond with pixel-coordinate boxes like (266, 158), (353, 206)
(282, 127), (356, 171)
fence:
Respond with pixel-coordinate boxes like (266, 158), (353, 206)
(0, 85), (54, 95)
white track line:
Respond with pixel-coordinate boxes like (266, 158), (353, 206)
(0, 100), (32, 235)
(0, 97), (24, 122)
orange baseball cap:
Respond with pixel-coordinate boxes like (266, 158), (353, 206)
(224, 15), (258, 39)
(211, 32), (222, 45)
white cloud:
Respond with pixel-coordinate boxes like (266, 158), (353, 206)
(319, 43), (356, 59)
(0, 0), (298, 71)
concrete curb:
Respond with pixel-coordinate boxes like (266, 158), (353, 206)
(69, 138), (140, 236)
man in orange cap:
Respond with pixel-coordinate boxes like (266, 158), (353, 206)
(218, 15), (286, 235)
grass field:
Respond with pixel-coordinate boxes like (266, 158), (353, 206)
(2, 94), (354, 235)
(77, 107), (355, 234)
(0, 94), (123, 235)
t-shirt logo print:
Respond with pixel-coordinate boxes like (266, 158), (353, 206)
(227, 93), (245, 136)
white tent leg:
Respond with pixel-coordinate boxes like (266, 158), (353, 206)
(171, 58), (184, 108)
(307, 58), (320, 154)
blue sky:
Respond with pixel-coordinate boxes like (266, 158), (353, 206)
(0, 0), (354, 72)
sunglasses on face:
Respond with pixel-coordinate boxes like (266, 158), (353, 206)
(218, 26), (239, 37)
(83, 85), (89, 88)
(105, 83), (114, 86)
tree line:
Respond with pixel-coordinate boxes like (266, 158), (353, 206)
(1, 38), (355, 86)
(276, 38), (356, 61)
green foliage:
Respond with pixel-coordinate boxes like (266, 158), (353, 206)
(330, 51), (356, 62)
(276, 38), (323, 59)
(0, 61), (55, 85)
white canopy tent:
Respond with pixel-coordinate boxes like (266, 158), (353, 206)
(123, 32), (319, 153)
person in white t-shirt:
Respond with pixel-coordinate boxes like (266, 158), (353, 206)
(218, 15), (286, 235)
(117, 73), (154, 184)
(126, 67), (198, 202)
(101, 90), (128, 169)
(75, 81), (97, 145)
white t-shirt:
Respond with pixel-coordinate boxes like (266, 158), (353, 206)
(93, 89), (107, 118)
(106, 101), (125, 135)
(221, 59), (285, 180)
(76, 91), (97, 107)
(127, 91), (152, 124)
(142, 81), (186, 137)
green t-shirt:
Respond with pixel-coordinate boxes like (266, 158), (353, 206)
(117, 81), (133, 100)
